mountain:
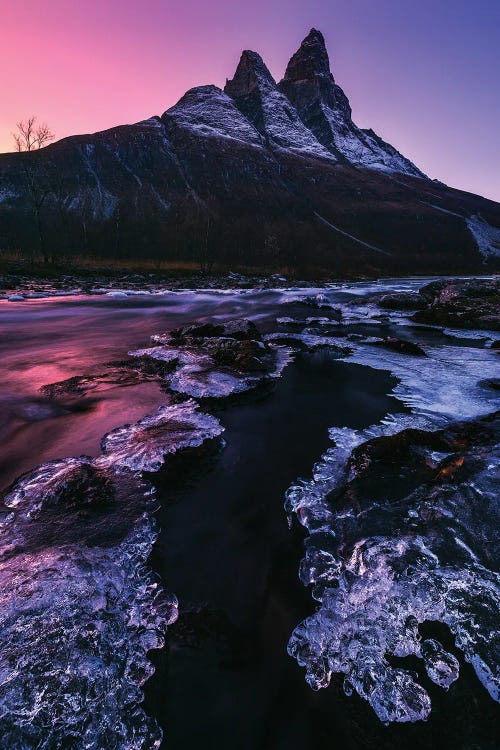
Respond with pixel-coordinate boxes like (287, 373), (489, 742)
(224, 49), (333, 160)
(278, 29), (425, 176)
(0, 29), (499, 275)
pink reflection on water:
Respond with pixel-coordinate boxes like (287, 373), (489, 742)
(0, 296), (180, 490)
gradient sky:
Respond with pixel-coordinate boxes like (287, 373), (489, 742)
(1, 1), (499, 201)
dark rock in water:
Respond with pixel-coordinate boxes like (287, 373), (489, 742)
(265, 331), (351, 354)
(491, 340), (500, 349)
(370, 336), (427, 356)
(41, 356), (176, 400)
(378, 292), (426, 310)
(2, 457), (154, 550)
(339, 423), (489, 507)
(204, 337), (269, 373)
(413, 278), (500, 330)
(170, 318), (261, 342)
(133, 320), (291, 399)
(480, 377), (500, 390)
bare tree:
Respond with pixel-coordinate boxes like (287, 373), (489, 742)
(12, 117), (55, 262)
(12, 116), (54, 152)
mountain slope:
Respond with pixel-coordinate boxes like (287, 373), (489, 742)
(0, 29), (499, 275)
(278, 29), (425, 176)
(224, 50), (334, 161)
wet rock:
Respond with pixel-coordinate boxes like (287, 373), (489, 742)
(413, 278), (500, 331)
(378, 292), (426, 310)
(170, 318), (261, 342)
(41, 356), (176, 399)
(136, 320), (292, 399)
(480, 377), (500, 390)
(370, 337), (427, 356)
(265, 331), (351, 353)
(204, 337), (269, 373)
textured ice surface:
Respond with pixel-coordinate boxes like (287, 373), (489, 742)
(285, 312), (500, 725)
(281, 284), (500, 722)
(132, 330), (292, 400)
(0, 455), (178, 749)
(0, 392), (227, 745)
(101, 401), (224, 472)
(286, 415), (500, 723)
(265, 331), (350, 352)
(344, 343), (499, 419)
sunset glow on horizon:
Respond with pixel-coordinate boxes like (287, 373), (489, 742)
(1, 0), (499, 201)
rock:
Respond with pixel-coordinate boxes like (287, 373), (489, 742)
(413, 278), (500, 331)
(138, 319), (291, 399)
(205, 337), (268, 373)
(41, 356), (176, 399)
(170, 318), (262, 341)
(378, 292), (426, 310)
(480, 377), (500, 390)
(370, 336), (427, 356)
(278, 29), (425, 175)
(224, 49), (333, 160)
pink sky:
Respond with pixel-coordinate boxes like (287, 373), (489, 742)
(1, 1), (499, 201)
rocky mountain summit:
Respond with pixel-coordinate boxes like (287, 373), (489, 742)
(0, 29), (499, 274)
(278, 29), (425, 175)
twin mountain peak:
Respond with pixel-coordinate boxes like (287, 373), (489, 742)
(164, 28), (424, 177)
(2, 28), (500, 272)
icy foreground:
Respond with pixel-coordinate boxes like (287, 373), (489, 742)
(282, 284), (499, 724)
(0, 280), (498, 743)
(287, 416), (499, 722)
(130, 319), (292, 400)
(0, 315), (287, 748)
(0, 402), (223, 748)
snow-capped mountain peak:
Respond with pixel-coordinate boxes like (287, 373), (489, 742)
(279, 30), (425, 176)
(224, 49), (335, 161)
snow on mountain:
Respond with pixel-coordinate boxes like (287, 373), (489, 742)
(224, 50), (335, 161)
(466, 214), (500, 259)
(278, 29), (425, 176)
(163, 85), (264, 147)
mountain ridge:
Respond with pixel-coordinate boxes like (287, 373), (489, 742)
(0, 28), (499, 274)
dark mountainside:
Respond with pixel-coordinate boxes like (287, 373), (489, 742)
(1, 29), (499, 275)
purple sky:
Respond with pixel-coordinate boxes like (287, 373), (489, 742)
(1, 0), (499, 200)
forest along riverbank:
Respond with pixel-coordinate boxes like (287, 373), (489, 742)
(0, 276), (498, 750)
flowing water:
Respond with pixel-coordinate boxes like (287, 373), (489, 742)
(0, 278), (498, 749)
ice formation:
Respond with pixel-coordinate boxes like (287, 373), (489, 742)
(131, 320), (293, 399)
(277, 281), (499, 722)
(0, 454), (178, 748)
(100, 401), (224, 472)
(286, 337), (500, 722)
(0, 397), (225, 747)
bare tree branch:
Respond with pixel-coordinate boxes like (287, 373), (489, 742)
(12, 116), (55, 152)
